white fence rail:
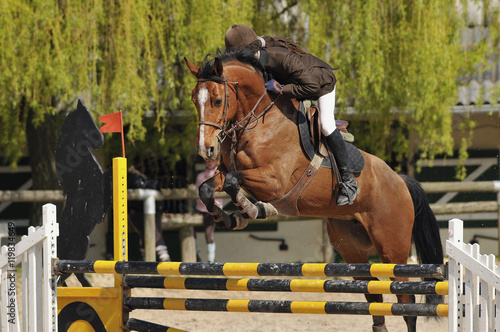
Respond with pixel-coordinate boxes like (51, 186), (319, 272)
(0, 204), (58, 332)
(447, 218), (500, 332)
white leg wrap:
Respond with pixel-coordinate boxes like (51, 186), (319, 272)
(207, 243), (216, 263)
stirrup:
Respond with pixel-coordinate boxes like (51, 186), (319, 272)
(335, 182), (359, 206)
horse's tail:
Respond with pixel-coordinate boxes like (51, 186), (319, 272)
(400, 174), (444, 304)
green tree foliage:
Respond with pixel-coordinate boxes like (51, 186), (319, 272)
(0, 0), (252, 169)
(0, 0), (498, 177)
(301, 0), (499, 172)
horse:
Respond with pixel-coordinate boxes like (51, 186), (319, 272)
(184, 49), (443, 332)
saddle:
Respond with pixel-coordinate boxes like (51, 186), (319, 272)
(268, 101), (365, 216)
(298, 101), (365, 173)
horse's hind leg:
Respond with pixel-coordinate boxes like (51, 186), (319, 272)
(400, 294), (416, 332)
(361, 207), (418, 332)
(367, 214), (417, 332)
(326, 218), (389, 332)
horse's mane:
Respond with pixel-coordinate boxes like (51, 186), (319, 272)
(199, 48), (267, 83)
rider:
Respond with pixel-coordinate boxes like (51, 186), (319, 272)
(224, 24), (359, 206)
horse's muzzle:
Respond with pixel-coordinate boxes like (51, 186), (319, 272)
(198, 143), (220, 161)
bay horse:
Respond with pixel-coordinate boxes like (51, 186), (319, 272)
(184, 49), (443, 332)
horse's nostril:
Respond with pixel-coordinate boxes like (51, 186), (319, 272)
(208, 146), (215, 158)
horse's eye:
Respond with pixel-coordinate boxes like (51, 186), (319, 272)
(214, 98), (223, 107)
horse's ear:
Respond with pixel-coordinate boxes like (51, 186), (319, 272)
(184, 57), (201, 78)
(214, 58), (223, 78)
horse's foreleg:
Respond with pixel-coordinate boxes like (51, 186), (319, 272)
(223, 172), (259, 219)
(199, 176), (232, 228)
(222, 172), (278, 229)
(224, 172), (278, 219)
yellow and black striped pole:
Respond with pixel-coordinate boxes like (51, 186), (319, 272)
(123, 275), (448, 295)
(122, 297), (449, 317)
(55, 261), (446, 279)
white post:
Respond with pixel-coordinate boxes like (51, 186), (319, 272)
(487, 254), (496, 330)
(463, 244), (473, 332)
(35, 241), (43, 331)
(1, 246), (10, 331)
(26, 227), (37, 331)
(496, 264), (500, 331)
(180, 225), (197, 262)
(469, 244), (480, 332)
(447, 218), (463, 332)
(143, 190), (157, 262)
(42, 204), (58, 332)
(495, 181), (500, 256)
(22, 249), (28, 331)
(132, 188), (160, 262)
(479, 254), (489, 332)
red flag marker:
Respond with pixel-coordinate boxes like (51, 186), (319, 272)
(99, 110), (126, 158)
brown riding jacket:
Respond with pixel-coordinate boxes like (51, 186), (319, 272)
(260, 46), (336, 100)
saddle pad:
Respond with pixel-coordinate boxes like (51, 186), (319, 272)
(298, 102), (365, 173)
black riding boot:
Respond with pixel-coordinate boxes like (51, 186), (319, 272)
(324, 130), (359, 206)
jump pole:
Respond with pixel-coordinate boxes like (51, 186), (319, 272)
(123, 275), (449, 295)
(123, 297), (448, 317)
(55, 261), (446, 279)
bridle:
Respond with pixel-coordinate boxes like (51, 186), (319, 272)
(196, 77), (236, 142)
(196, 74), (280, 170)
(197, 75), (279, 142)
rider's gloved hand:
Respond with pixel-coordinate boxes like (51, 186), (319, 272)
(265, 79), (283, 94)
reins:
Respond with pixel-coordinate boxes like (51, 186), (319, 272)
(224, 91), (280, 137)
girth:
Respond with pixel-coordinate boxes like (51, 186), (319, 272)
(268, 153), (324, 217)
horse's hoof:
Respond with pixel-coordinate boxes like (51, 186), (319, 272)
(372, 324), (388, 332)
(215, 221), (226, 228)
(221, 214), (232, 228)
(230, 212), (248, 230)
(214, 214), (232, 228)
(255, 202), (278, 219)
(234, 218), (249, 230)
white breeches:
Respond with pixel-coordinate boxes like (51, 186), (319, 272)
(318, 87), (337, 136)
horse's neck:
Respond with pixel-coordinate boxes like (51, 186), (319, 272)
(236, 94), (302, 153)
(239, 93), (297, 126)
(270, 96), (299, 125)
(231, 95), (312, 199)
